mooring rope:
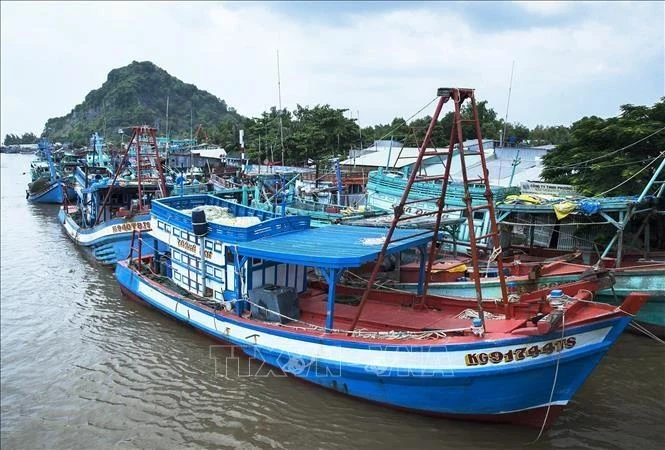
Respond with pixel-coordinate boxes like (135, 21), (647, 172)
(531, 309), (566, 444)
(628, 322), (665, 344)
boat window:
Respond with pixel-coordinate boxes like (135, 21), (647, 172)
(214, 243), (222, 253)
(205, 241), (213, 250)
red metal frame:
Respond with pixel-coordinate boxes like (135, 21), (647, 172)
(95, 126), (168, 226)
(194, 124), (210, 144)
(349, 88), (510, 331)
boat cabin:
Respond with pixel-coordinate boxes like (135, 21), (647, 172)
(147, 194), (435, 330)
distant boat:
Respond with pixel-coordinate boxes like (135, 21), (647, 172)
(365, 168), (517, 244)
(26, 138), (72, 204)
(59, 127), (169, 265)
(251, 172), (386, 227)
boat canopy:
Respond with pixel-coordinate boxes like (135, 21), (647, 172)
(236, 224), (433, 269)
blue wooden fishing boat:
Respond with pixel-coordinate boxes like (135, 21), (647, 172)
(26, 138), (71, 204)
(251, 172), (385, 227)
(114, 89), (649, 427)
(365, 168), (517, 243)
(114, 193), (646, 427)
(59, 127), (169, 265)
(495, 155), (665, 336)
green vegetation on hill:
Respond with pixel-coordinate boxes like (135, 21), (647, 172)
(36, 60), (662, 193)
(43, 61), (242, 146)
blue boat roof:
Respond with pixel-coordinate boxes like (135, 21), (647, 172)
(236, 225), (433, 269)
(152, 195), (434, 267)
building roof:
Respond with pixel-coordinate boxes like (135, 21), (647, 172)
(191, 147), (227, 159)
(340, 139), (495, 169)
(340, 146), (426, 169)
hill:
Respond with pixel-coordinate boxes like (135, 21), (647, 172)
(44, 61), (242, 146)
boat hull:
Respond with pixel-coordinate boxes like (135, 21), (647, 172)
(115, 261), (634, 427)
(58, 208), (161, 265)
(26, 180), (64, 204)
(596, 267), (665, 336)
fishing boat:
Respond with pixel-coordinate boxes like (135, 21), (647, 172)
(26, 137), (71, 204)
(365, 168), (518, 244)
(495, 155), (665, 336)
(392, 252), (592, 294)
(251, 172), (385, 227)
(114, 88), (648, 428)
(115, 193), (645, 427)
(59, 126), (169, 265)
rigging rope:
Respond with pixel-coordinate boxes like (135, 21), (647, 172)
(375, 97), (439, 143)
(553, 127), (665, 170)
(594, 151), (665, 197)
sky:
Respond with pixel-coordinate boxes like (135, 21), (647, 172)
(1, 1), (663, 139)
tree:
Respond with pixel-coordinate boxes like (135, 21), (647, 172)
(242, 105), (360, 165)
(541, 98), (665, 196)
(3, 132), (37, 145)
(529, 125), (570, 146)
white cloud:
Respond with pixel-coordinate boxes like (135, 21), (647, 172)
(513, 1), (573, 17)
(1, 1), (663, 139)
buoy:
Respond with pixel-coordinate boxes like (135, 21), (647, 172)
(192, 207), (208, 236)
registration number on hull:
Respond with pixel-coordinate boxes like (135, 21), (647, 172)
(111, 221), (151, 233)
(465, 337), (577, 366)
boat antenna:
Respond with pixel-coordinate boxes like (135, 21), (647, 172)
(500, 60), (515, 149)
(103, 100), (107, 145)
(358, 110), (362, 150)
(385, 136), (394, 170)
(165, 95), (170, 169)
(277, 49), (285, 166)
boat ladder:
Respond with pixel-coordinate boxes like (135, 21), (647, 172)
(350, 88), (511, 332)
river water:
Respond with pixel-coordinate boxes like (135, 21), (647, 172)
(1, 154), (663, 449)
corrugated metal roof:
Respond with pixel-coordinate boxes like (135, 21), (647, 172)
(191, 147), (227, 159)
(340, 139), (493, 169)
(340, 146), (429, 168)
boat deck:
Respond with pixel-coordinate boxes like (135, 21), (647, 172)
(298, 292), (527, 333)
(123, 259), (634, 344)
